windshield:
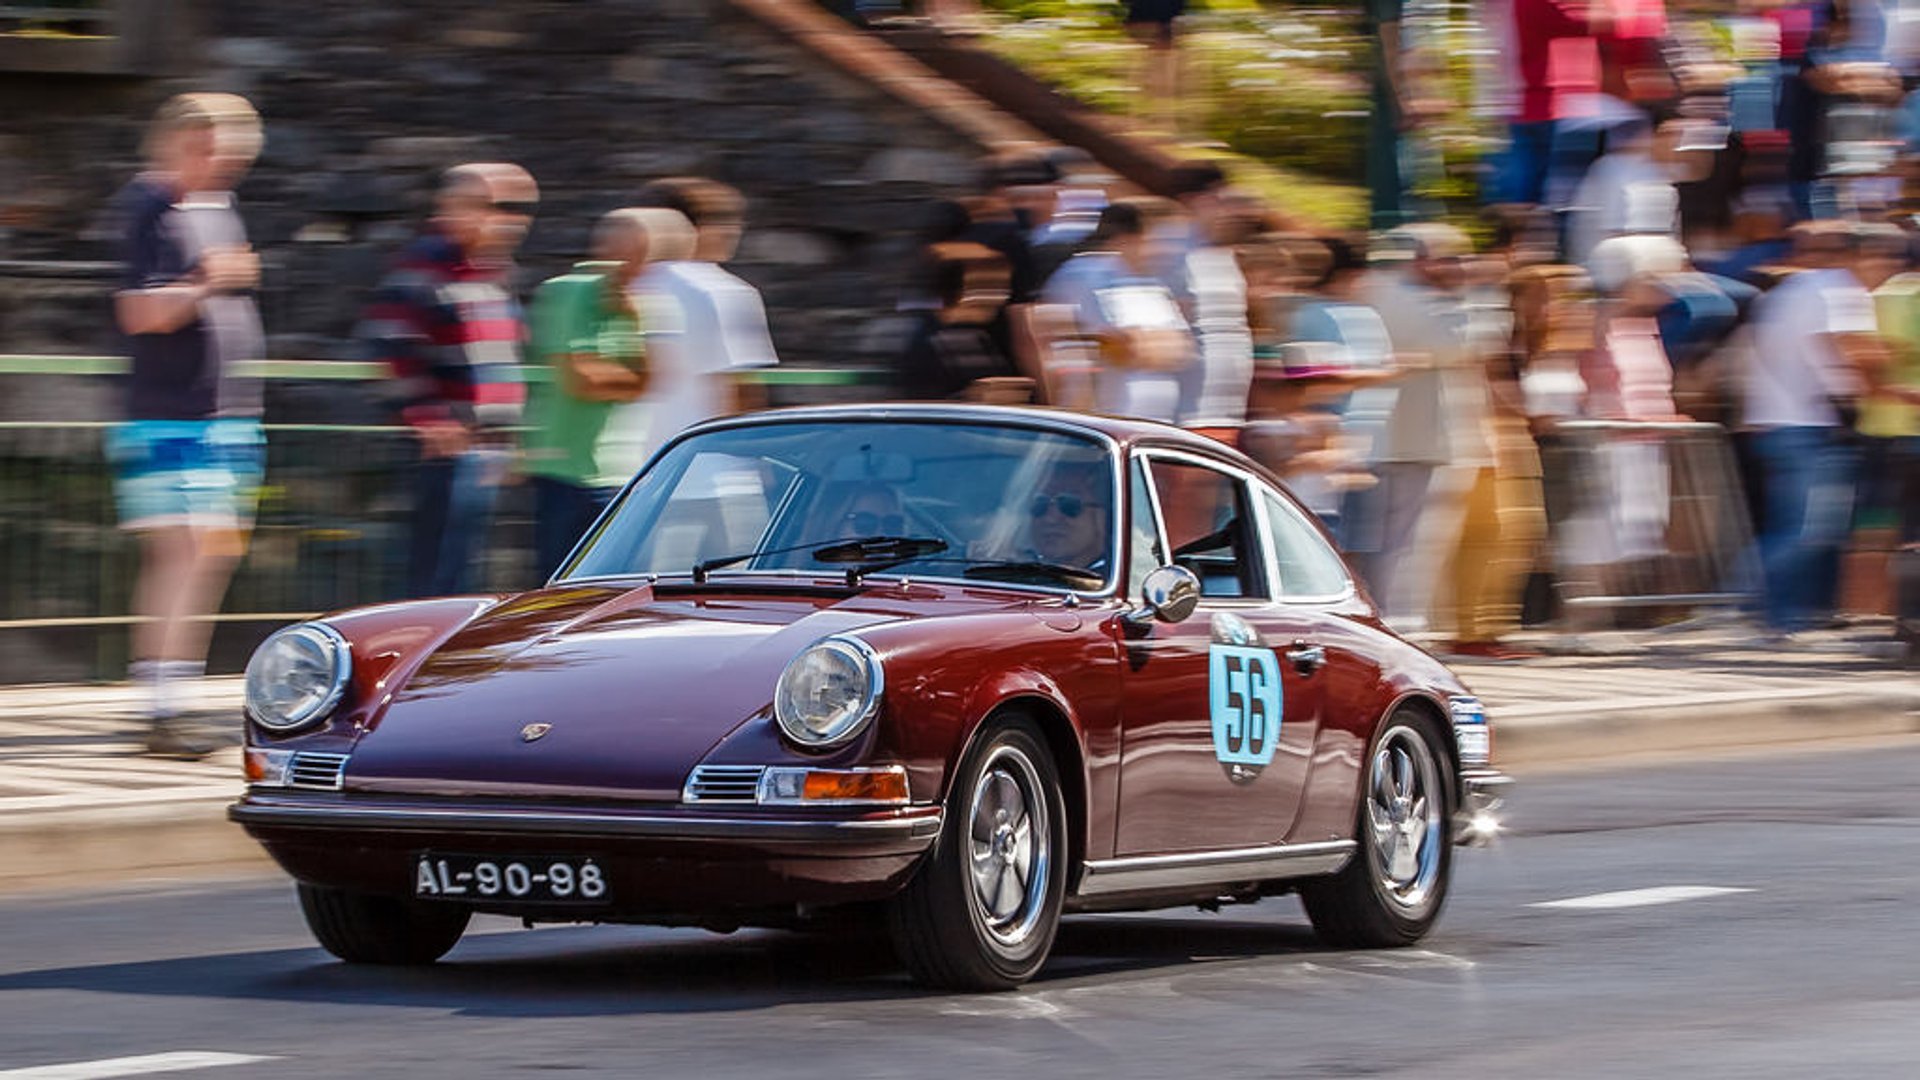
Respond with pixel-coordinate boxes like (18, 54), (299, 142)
(561, 420), (1118, 591)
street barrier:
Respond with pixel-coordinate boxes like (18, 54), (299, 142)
(1537, 420), (1758, 625)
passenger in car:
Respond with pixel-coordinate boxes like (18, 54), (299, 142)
(1023, 463), (1111, 572)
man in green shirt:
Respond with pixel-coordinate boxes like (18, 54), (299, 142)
(1869, 271), (1920, 658)
(522, 208), (664, 580)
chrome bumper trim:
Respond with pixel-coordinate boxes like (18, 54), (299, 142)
(1456, 768), (1512, 846)
(1076, 839), (1356, 898)
(229, 795), (943, 846)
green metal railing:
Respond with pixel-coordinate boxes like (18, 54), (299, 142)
(0, 355), (886, 682)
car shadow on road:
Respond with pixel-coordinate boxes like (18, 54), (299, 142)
(0, 911), (1333, 1015)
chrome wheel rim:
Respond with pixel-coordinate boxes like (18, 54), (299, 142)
(966, 744), (1051, 949)
(1367, 725), (1443, 913)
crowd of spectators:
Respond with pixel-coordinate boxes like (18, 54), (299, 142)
(103, 3), (1920, 751)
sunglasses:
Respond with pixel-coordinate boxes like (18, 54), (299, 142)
(490, 199), (539, 216)
(844, 511), (906, 535)
(1030, 493), (1093, 519)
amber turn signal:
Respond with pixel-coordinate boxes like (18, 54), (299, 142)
(803, 767), (910, 803)
(757, 765), (910, 806)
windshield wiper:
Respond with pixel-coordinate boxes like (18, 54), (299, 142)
(953, 558), (1105, 589)
(812, 535), (949, 586)
(691, 535), (947, 585)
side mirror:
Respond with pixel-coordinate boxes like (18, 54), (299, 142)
(1126, 565), (1201, 627)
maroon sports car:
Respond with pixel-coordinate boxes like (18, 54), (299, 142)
(231, 404), (1507, 990)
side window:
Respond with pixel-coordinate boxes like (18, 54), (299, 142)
(1262, 490), (1350, 598)
(1126, 458), (1164, 597)
(1147, 459), (1266, 599)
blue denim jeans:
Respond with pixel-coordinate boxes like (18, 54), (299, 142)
(532, 476), (615, 583)
(1492, 120), (1555, 206)
(407, 448), (506, 599)
(1751, 427), (1860, 631)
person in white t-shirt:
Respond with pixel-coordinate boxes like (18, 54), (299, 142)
(1040, 197), (1193, 422)
(622, 177), (779, 468)
(1742, 222), (1888, 632)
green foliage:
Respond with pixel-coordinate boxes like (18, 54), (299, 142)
(977, 2), (1495, 230)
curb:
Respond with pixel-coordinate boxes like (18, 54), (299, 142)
(1492, 685), (1920, 769)
(0, 796), (266, 893)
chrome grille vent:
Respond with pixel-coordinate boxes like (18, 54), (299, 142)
(287, 752), (349, 791)
(683, 765), (765, 803)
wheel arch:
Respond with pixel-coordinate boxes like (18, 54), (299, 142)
(955, 694), (1090, 898)
(1379, 690), (1460, 812)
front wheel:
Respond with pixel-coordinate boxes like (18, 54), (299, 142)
(889, 718), (1066, 990)
(1301, 709), (1455, 947)
(297, 883), (471, 965)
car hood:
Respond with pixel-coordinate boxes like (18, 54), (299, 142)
(341, 580), (1025, 801)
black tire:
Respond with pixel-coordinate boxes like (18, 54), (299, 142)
(1301, 708), (1455, 948)
(888, 717), (1067, 991)
(297, 883), (471, 965)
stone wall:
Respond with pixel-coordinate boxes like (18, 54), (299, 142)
(0, 0), (1011, 377)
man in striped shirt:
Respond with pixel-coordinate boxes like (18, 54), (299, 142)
(360, 163), (537, 597)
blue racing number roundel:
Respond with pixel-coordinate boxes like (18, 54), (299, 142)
(1210, 645), (1282, 770)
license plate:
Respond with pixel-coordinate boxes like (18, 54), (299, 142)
(414, 853), (609, 903)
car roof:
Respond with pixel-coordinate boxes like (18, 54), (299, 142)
(687, 402), (1250, 462)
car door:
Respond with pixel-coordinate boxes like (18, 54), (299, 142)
(1112, 450), (1324, 856)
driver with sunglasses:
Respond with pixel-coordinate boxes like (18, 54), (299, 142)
(1022, 464), (1110, 572)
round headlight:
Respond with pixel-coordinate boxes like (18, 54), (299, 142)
(774, 636), (883, 749)
(244, 622), (351, 733)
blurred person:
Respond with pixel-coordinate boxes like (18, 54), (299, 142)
(1869, 255), (1920, 656)
(1241, 346), (1380, 536)
(629, 177), (780, 462)
(1283, 235), (1402, 557)
(361, 162), (537, 599)
(964, 152), (1054, 383)
(1492, 0), (1607, 206)
(1565, 111), (1684, 271)
(897, 241), (1028, 402)
(521, 208), (673, 582)
(1160, 161), (1257, 445)
(1040, 197), (1193, 423)
(109, 92), (265, 756)
(1742, 221), (1883, 632)
(1362, 224), (1508, 638)
(1032, 146), (1112, 268)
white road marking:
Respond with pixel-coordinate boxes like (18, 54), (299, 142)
(0, 1052), (276, 1079)
(1530, 885), (1754, 910)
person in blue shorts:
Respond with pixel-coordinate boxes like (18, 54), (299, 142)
(108, 93), (266, 757)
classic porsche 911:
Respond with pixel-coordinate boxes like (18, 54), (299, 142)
(231, 404), (1507, 990)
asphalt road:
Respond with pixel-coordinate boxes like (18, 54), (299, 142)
(2, 738), (1917, 1080)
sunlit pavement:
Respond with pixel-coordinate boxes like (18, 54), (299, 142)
(0, 738), (1914, 1078)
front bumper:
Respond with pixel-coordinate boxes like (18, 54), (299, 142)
(229, 791), (942, 846)
(229, 791), (943, 915)
(1455, 768), (1512, 846)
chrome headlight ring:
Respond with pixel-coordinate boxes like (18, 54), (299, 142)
(773, 635), (884, 750)
(243, 622), (352, 734)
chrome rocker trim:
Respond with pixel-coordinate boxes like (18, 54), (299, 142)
(1076, 839), (1357, 897)
(229, 793), (943, 846)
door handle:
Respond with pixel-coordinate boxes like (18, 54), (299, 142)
(1286, 643), (1326, 675)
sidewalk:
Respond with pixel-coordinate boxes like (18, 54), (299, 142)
(1, 625), (1914, 891)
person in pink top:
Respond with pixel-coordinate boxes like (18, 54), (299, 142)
(1492, 0), (1601, 205)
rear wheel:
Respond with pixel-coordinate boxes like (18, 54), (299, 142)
(1302, 709), (1454, 947)
(297, 883), (471, 965)
(889, 718), (1066, 990)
